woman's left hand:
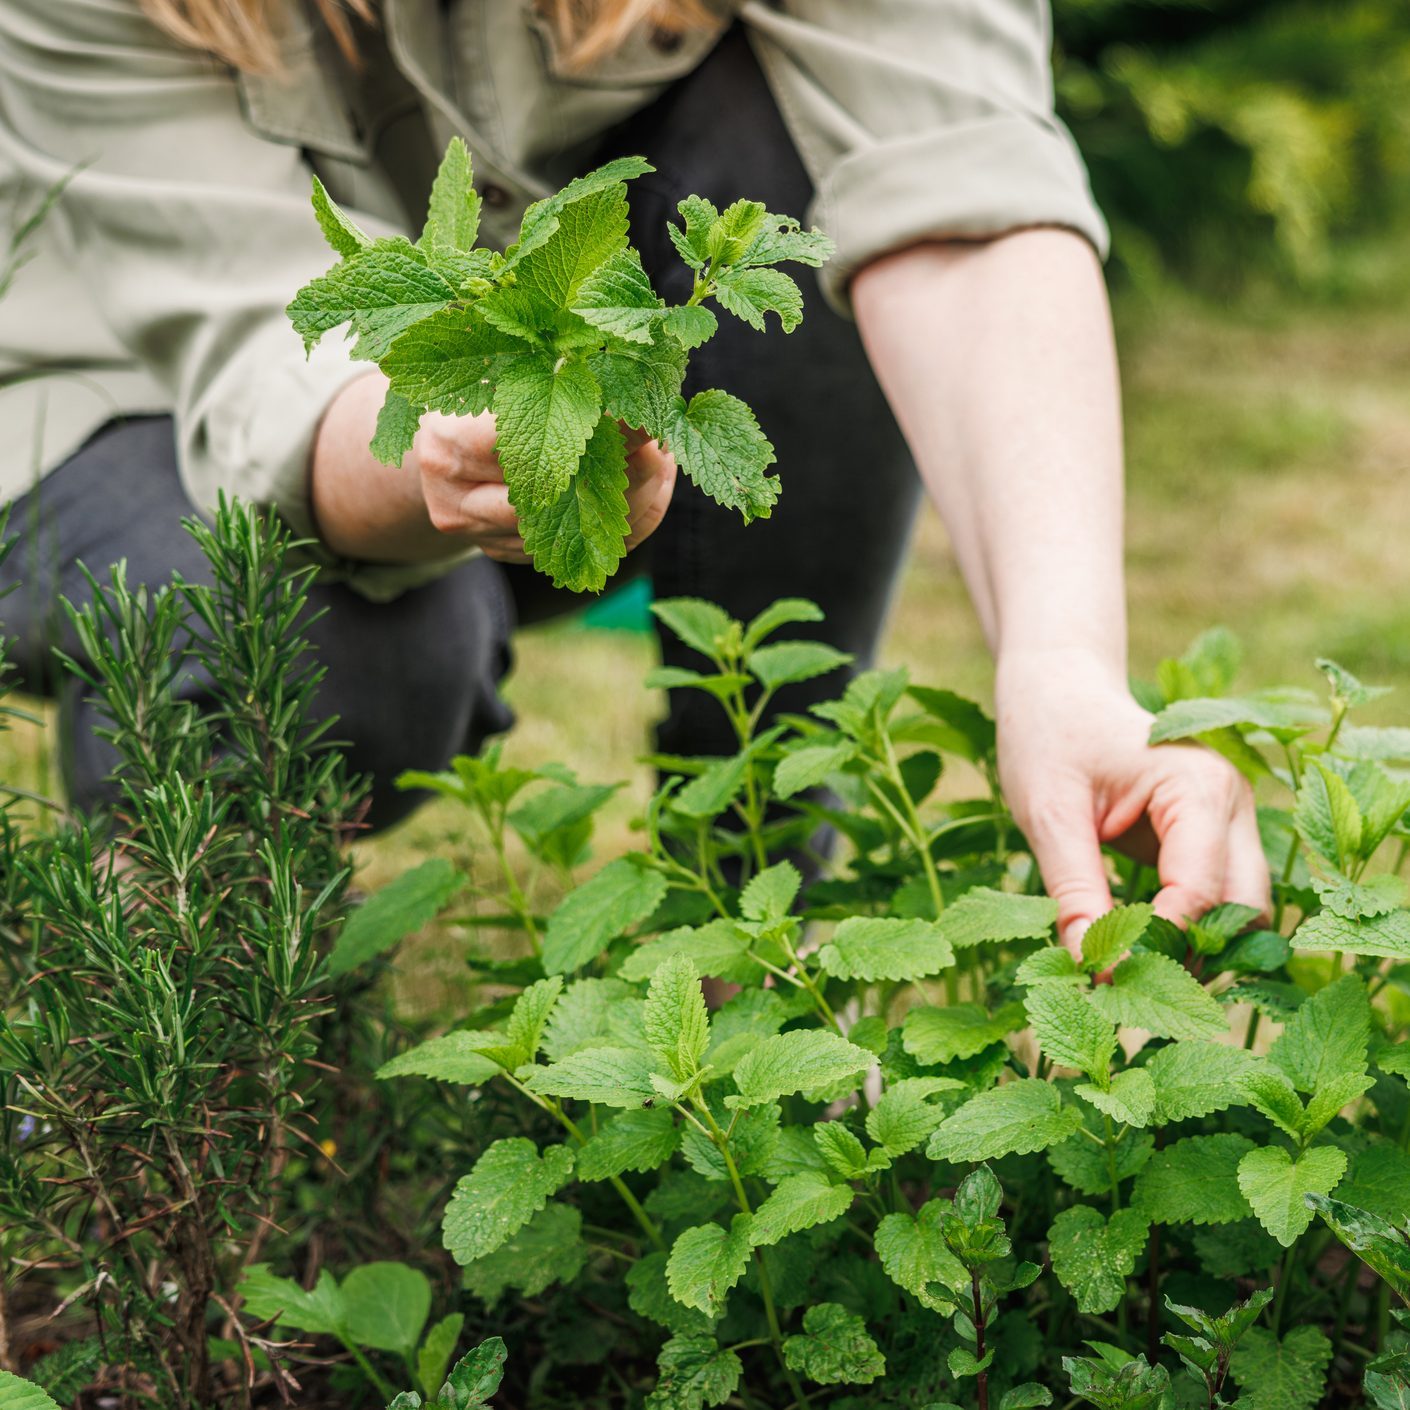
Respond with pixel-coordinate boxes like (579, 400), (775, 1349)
(994, 647), (1272, 958)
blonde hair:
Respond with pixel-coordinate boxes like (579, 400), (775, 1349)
(140, 0), (716, 73)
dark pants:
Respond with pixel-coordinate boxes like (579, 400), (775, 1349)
(0, 30), (919, 831)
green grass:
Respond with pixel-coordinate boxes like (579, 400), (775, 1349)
(5, 240), (1410, 955)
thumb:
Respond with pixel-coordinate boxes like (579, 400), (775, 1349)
(1023, 790), (1114, 958)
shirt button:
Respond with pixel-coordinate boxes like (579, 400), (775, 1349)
(482, 183), (510, 208)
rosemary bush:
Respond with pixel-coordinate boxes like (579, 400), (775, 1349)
(0, 503), (361, 1405)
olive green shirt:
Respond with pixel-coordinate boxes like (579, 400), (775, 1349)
(0, 0), (1106, 597)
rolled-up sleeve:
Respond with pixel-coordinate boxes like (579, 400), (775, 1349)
(0, 0), (448, 597)
(741, 0), (1109, 312)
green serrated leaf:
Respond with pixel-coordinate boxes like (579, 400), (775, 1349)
(542, 856), (667, 975)
(651, 598), (738, 659)
(1149, 694), (1326, 745)
(644, 953), (710, 1083)
(667, 1216), (754, 1316)
(1268, 973), (1370, 1093)
(662, 303), (718, 348)
(572, 247), (663, 343)
(866, 1076), (965, 1156)
(646, 1335), (742, 1410)
(1229, 1326), (1331, 1410)
(1082, 904), (1154, 973)
(525, 1045), (656, 1108)
(1133, 1133), (1256, 1226)
(935, 889), (1059, 951)
(665, 389), (779, 522)
(576, 1107), (680, 1181)
(818, 916), (956, 983)
(750, 1173), (853, 1247)
(728, 1031), (874, 1109)
(492, 350), (603, 514)
(1026, 982), (1117, 1079)
(740, 861), (802, 922)
(521, 415), (630, 592)
(902, 1002), (1025, 1065)
(329, 859), (464, 976)
(714, 266), (804, 333)
(287, 241), (455, 358)
(1294, 907), (1410, 959)
(515, 184), (630, 306)
(747, 639), (851, 690)
(874, 1201), (968, 1311)
(504, 976), (564, 1066)
(369, 386), (422, 467)
(377, 1030), (505, 1087)
(421, 136), (480, 253)
(782, 1303), (885, 1386)
(812, 1121), (871, 1179)
(1077, 1067), (1156, 1127)
(310, 174), (371, 257)
(926, 1079), (1082, 1163)
(589, 325), (687, 432)
(442, 1139), (575, 1266)
(462, 1202), (586, 1305)
(442, 1335), (509, 1407)
(1295, 762), (1364, 869)
(1236, 1145), (1347, 1246)
(1049, 1205), (1150, 1314)
(773, 740), (858, 799)
(1090, 951), (1227, 1041)
(621, 920), (760, 986)
(627, 1252), (714, 1335)
(382, 308), (516, 417)
(1145, 1040), (1259, 1123)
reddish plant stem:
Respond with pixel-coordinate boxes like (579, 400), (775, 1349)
(972, 1269), (989, 1410)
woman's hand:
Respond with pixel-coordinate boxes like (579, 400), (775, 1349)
(414, 412), (676, 563)
(310, 371), (675, 564)
(995, 647), (1271, 956)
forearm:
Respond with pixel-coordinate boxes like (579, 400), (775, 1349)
(309, 371), (455, 562)
(852, 230), (1127, 681)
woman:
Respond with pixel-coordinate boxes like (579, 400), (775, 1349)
(0, 0), (1269, 945)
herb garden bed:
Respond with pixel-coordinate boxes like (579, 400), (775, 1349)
(2, 141), (1409, 1410)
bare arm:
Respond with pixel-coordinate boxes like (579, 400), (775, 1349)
(853, 231), (1269, 947)
(308, 370), (675, 564)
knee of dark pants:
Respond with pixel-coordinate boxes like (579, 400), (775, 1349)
(61, 557), (516, 835)
(301, 558), (516, 831)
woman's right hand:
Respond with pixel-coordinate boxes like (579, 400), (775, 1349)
(310, 371), (676, 565)
(414, 410), (677, 563)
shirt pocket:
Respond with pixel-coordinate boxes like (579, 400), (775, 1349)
(526, 2), (733, 90)
(236, 10), (371, 164)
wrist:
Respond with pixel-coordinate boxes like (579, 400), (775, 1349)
(994, 641), (1133, 704)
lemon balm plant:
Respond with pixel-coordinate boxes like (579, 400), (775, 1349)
(328, 604), (1410, 1410)
(288, 140), (830, 592)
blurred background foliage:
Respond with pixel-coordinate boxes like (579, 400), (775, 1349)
(1054, 0), (1410, 289)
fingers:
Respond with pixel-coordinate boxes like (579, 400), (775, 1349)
(1022, 788), (1114, 958)
(1221, 786), (1272, 919)
(1147, 755), (1237, 927)
(452, 480), (529, 561)
(624, 442), (677, 552)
